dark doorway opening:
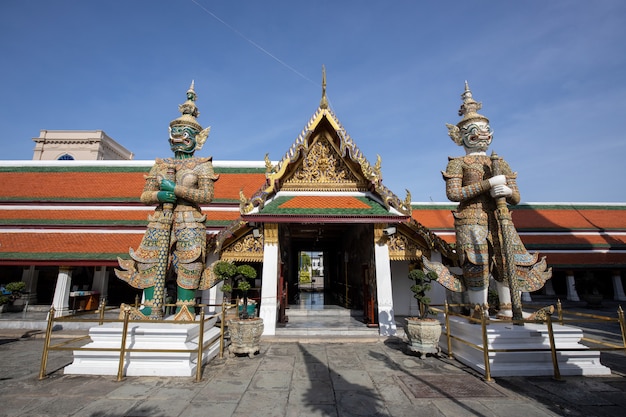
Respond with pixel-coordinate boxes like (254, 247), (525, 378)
(279, 223), (375, 311)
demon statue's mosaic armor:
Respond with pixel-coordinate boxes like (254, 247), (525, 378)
(116, 82), (218, 320)
(426, 82), (551, 320)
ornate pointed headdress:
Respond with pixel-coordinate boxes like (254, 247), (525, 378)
(446, 81), (490, 146)
(169, 81), (210, 150)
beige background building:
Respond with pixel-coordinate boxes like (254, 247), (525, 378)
(32, 130), (134, 161)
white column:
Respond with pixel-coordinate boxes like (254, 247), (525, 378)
(92, 266), (108, 304)
(522, 292), (532, 302)
(543, 279), (556, 296)
(51, 267), (72, 317)
(566, 271), (580, 302)
(375, 241), (397, 336)
(612, 271), (626, 301)
(18, 266), (38, 306)
(259, 224), (279, 336)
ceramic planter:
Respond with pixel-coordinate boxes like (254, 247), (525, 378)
(404, 317), (442, 356)
(227, 317), (264, 358)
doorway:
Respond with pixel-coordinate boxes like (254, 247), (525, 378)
(296, 250), (325, 308)
(279, 223), (376, 313)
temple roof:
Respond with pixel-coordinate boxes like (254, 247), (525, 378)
(240, 97), (411, 218)
(0, 161), (624, 268)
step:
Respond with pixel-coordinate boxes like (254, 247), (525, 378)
(285, 308), (363, 317)
(274, 326), (380, 338)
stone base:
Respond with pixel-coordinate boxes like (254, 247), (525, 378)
(228, 318), (263, 358)
(64, 318), (221, 377)
(441, 315), (611, 377)
(404, 318), (442, 356)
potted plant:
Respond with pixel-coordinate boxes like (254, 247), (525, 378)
(404, 268), (442, 356)
(213, 261), (263, 357)
(0, 281), (26, 312)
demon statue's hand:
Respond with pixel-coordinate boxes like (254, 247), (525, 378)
(488, 174), (506, 188)
(160, 179), (176, 192)
(490, 184), (513, 198)
(157, 191), (176, 203)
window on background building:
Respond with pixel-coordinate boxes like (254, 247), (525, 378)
(57, 154), (75, 160)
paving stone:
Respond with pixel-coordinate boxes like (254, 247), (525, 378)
(285, 402), (338, 417)
(293, 362), (331, 381)
(398, 374), (505, 398)
(289, 378), (335, 405)
(258, 356), (296, 371)
(249, 370), (292, 390)
(184, 401), (239, 417)
(335, 390), (388, 416)
(386, 400), (445, 417)
(330, 369), (376, 391)
(194, 378), (249, 403)
(20, 395), (94, 417)
(124, 398), (193, 417)
(70, 398), (142, 417)
(233, 390), (289, 417)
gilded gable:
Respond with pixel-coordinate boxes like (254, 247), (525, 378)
(282, 134), (367, 191)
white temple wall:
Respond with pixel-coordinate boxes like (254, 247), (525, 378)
(391, 252), (447, 317)
(391, 261), (411, 316)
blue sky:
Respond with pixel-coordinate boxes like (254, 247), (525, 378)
(1, 0), (624, 202)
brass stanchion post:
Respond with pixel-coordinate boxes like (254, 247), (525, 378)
(546, 313), (562, 380)
(116, 307), (131, 382)
(481, 312), (492, 382)
(219, 298), (227, 359)
(38, 307), (55, 380)
(444, 301), (453, 359)
(618, 306), (626, 353)
(195, 308), (205, 382)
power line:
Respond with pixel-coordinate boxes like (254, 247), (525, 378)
(191, 0), (317, 87)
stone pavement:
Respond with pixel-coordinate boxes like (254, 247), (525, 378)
(0, 331), (625, 417)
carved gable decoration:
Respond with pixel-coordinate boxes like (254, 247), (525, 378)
(220, 232), (264, 262)
(387, 234), (423, 261)
(240, 105), (412, 216)
(282, 134), (366, 191)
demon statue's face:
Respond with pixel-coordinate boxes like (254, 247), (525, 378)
(460, 121), (492, 153)
(169, 125), (198, 155)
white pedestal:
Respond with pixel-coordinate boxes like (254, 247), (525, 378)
(64, 318), (221, 377)
(441, 316), (611, 377)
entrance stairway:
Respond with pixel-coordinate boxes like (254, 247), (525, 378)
(274, 304), (382, 340)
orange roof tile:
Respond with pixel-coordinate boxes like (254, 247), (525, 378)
(214, 173), (266, 200)
(279, 196), (372, 209)
(0, 172), (144, 199)
(0, 232), (142, 256)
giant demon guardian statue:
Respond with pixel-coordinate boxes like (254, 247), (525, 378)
(425, 82), (552, 321)
(116, 82), (219, 321)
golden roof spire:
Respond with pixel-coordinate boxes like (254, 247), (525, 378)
(320, 65), (329, 109)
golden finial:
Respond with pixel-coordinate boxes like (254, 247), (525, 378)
(374, 154), (382, 178)
(239, 189), (247, 207)
(404, 189), (412, 207)
(320, 65), (328, 109)
(187, 80), (197, 101)
(264, 153), (274, 174)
